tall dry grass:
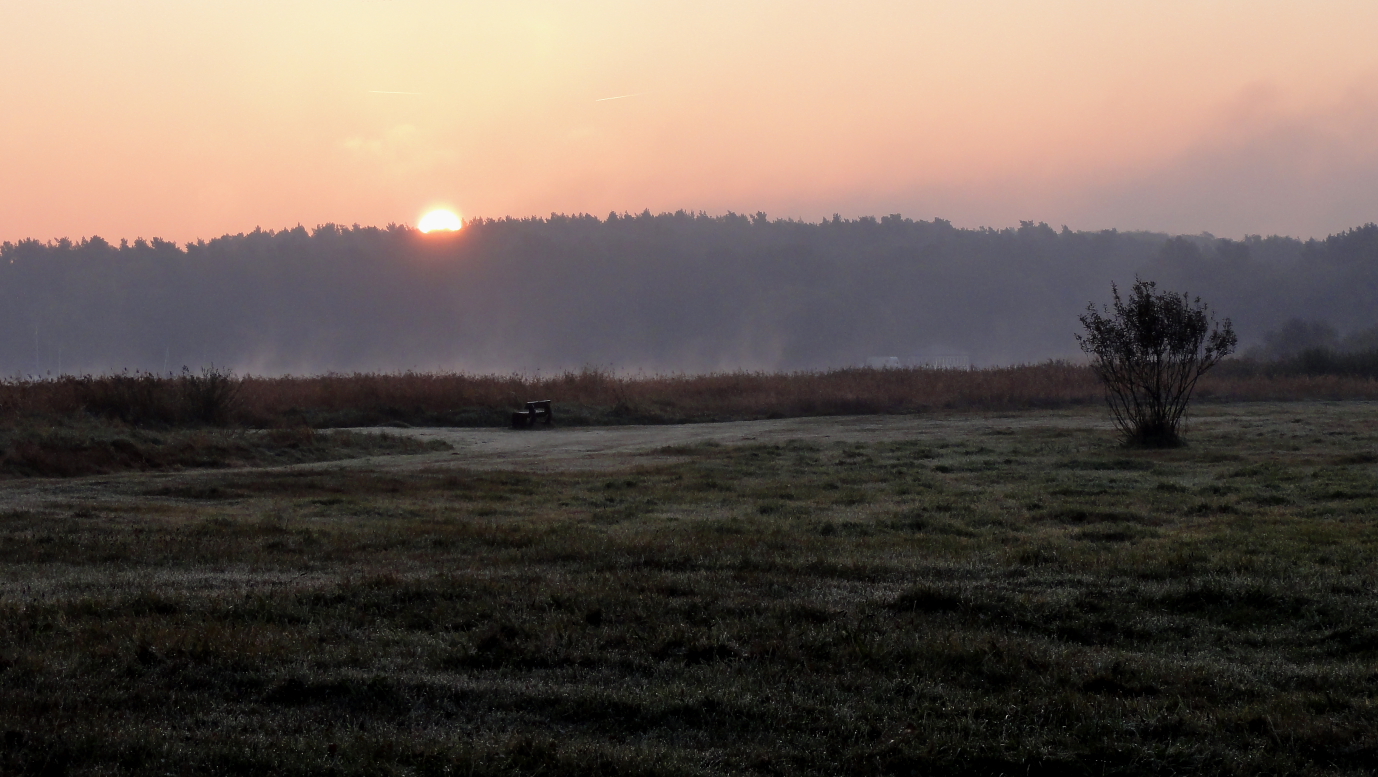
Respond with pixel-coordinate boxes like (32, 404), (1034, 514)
(0, 362), (1374, 428)
(234, 362), (1102, 425)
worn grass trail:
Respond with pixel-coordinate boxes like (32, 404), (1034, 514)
(1, 403), (1377, 775)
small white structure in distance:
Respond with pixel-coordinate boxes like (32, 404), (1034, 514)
(864, 356), (901, 369)
(911, 348), (971, 369)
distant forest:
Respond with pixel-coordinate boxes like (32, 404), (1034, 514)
(2, 212), (1376, 376)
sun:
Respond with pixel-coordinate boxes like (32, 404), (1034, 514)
(418, 209), (462, 233)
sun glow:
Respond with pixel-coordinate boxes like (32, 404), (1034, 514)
(418, 209), (462, 233)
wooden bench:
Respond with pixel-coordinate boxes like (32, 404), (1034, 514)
(511, 400), (554, 429)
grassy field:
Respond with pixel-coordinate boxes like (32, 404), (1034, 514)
(2, 402), (1377, 775)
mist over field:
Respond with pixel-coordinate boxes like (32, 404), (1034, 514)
(3, 212), (1376, 376)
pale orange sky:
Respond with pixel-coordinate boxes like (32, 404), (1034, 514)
(3, 1), (1377, 243)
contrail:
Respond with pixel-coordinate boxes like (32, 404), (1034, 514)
(595, 92), (645, 102)
(368, 90), (423, 95)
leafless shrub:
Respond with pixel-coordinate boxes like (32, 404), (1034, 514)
(1078, 279), (1236, 446)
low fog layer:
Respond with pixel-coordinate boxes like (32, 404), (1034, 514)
(2, 213), (1375, 376)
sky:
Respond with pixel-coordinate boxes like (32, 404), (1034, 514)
(3, 0), (1377, 244)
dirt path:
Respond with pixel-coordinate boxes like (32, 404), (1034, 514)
(0, 411), (1109, 513)
(375, 409), (1113, 472)
(2, 401), (1356, 514)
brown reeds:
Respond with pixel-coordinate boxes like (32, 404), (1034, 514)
(232, 363), (1104, 426)
(1197, 373), (1378, 402)
(0, 363), (1374, 429)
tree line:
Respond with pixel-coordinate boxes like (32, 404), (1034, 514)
(1, 212), (1375, 376)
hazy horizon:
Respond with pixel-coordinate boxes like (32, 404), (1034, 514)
(4, 213), (1375, 377)
(5, 2), (1376, 376)
(1, 209), (1342, 250)
(4, 1), (1378, 244)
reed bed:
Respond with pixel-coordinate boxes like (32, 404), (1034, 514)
(0, 363), (1374, 429)
(234, 363), (1103, 425)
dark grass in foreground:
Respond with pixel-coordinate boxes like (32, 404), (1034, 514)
(3, 404), (1378, 774)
